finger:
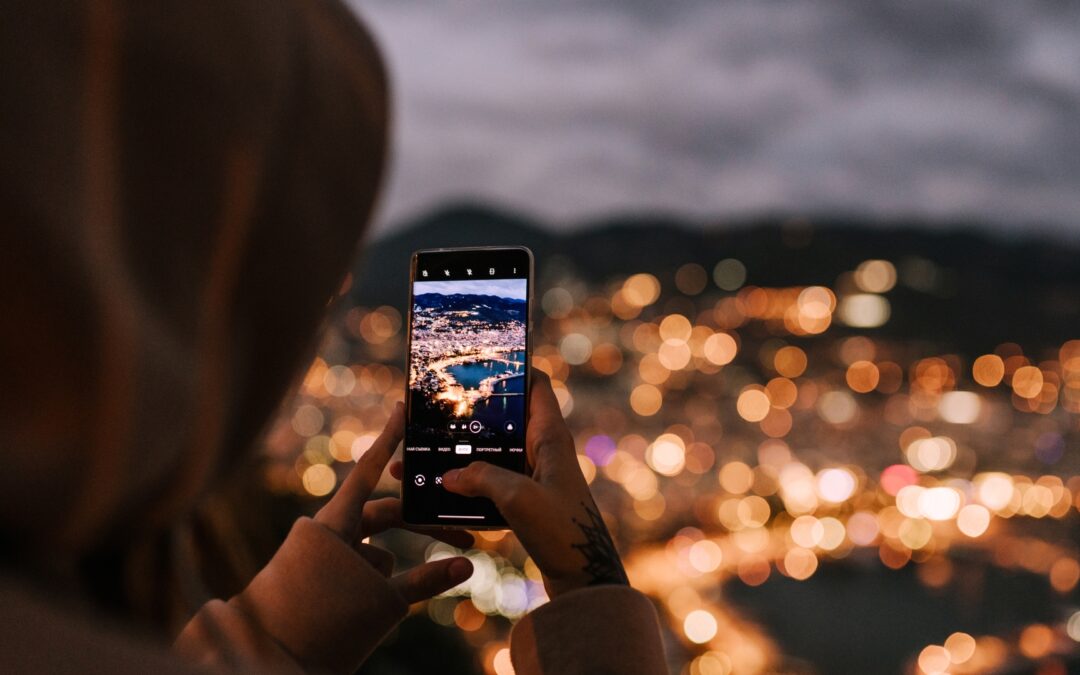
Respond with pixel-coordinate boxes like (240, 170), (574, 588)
(442, 461), (538, 520)
(446, 462), (578, 582)
(391, 557), (474, 605)
(389, 460), (404, 481)
(528, 369), (564, 429)
(360, 497), (407, 537)
(526, 370), (575, 469)
(360, 498), (474, 548)
(315, 402), (404, 539)
(352, 401), (406, 486)
(355, 543), (395, 577)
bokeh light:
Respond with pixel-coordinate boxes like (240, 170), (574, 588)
(273, 250), (1080, 675)
(684, 609), (719, 644)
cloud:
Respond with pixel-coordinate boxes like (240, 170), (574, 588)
(347, 0), (1080, 237)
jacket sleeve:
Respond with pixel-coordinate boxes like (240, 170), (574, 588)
(509, 585), (668, 675)
(174, 517), (407, 674)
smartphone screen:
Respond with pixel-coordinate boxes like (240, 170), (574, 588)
(402, 247), (532, 527)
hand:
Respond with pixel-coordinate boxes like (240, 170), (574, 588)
(314, 403), (474, 604)
(442, 370), (629, 598)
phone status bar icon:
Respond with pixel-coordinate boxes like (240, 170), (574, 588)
(418, 267), (520, 279)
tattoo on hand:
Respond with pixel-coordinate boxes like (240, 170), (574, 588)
(570, 502), (630, 586)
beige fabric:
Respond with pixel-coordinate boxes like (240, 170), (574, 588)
(511, 585), (669, 675)
(2, 522), (669, 675)
(177, 519), (668, 675)
(175, 518), (407, 674)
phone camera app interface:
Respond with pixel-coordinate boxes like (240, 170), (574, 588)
(405, 250), (529, 524)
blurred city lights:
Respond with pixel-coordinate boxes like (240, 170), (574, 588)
(838, 293), (890, 328)
(265, 253), (1080, 675)
(684, 609), (719, 644)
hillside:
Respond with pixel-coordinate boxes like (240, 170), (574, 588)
(350, 203), (1080, 356)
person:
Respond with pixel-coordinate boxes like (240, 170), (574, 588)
(0, 0), (666, 673)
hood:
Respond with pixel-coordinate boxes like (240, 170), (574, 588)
(0, 0), (388, 557)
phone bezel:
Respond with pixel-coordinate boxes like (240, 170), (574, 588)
(401, 245), (534, 529)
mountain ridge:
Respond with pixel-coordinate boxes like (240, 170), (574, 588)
(349, 202), (1080, 355)
(413, 292), (526, 325)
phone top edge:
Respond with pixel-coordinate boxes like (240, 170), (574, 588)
(409, 247), (533, 279)
(411, 245), (534, 256)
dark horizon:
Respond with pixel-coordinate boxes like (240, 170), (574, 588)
(372, 198), (1080, 247)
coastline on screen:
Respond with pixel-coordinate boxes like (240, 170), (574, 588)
(408, 278), (527, 432)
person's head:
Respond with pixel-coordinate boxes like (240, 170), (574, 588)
(0, 2), (388, 562)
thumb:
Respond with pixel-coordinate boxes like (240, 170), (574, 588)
(442, 461), (537, 518)
(390, 556), (473, 604)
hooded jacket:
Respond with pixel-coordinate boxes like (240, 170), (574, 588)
(0, 1), (667, 673)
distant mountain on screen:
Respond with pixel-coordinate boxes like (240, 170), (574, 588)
(350, 201), (1080, 355)
(413, 292), (525, 324)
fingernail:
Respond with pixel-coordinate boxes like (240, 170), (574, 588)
(449, 557), (473, 582)
(443, 469), (461, 483)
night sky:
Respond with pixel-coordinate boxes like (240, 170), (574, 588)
(349, 0), (1080, 239)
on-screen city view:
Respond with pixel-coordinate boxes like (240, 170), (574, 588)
(407, 279), (527, 438)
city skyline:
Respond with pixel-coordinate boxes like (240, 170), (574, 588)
(408, 288), (527, 419)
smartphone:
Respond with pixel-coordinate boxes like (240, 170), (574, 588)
(402, 246), (533, 528)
